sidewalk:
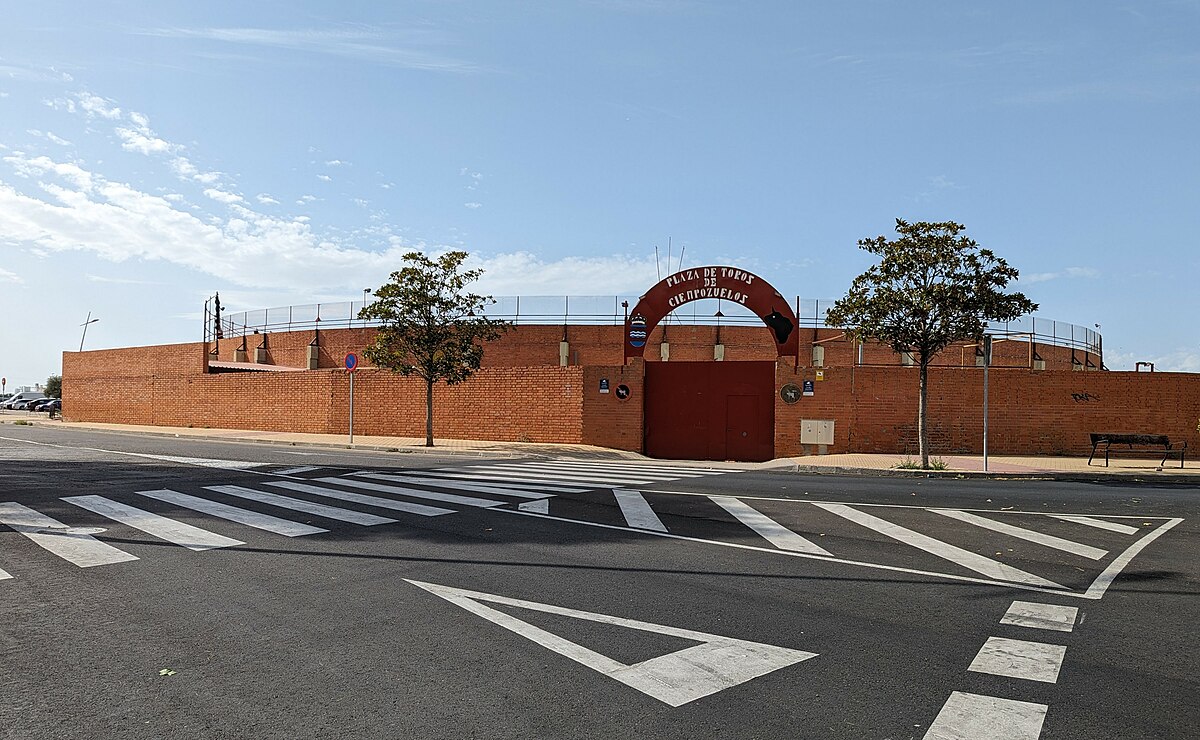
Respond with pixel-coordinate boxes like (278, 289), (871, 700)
(3, 413), (1198, 480)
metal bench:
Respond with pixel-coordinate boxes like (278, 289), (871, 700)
(1088, 433), (1187, 468)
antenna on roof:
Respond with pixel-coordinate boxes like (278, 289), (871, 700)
(677, 245), (685, 272)
(654, 245), (661, 281)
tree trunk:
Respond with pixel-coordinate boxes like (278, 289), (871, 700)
(425, 377), (434, 447)
(918, 359), (929, 468)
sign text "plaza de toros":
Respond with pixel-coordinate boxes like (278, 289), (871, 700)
(664, 267), (757, 308)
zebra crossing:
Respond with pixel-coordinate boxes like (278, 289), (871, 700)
(1, 455), (1178, 599)
(0, 458), (730, 581)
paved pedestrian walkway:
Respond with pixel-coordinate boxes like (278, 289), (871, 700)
(3, 412), (1197, 479)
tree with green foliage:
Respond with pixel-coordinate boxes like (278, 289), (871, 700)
(825, 220), (1037, 468)
(44, 375), (62, 398)
(359, 251), (510, 447)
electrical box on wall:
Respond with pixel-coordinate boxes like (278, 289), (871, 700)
(801, 419), (835, 445)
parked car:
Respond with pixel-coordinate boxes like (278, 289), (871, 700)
(3, 392), (46, 409)
(41, 399), (62, 416)
(29, 398), (58, 411)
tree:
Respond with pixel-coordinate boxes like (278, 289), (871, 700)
(825, 220), (1037, 468)
(44, 375), (62, 398)
(359, 251), (510, 447)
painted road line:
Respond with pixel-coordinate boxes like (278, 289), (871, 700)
(814, 502), (1064, 589)
(924, 691), (1047, 740)
(447, 465), (670, 485)
(356, 471), (588, 494)
(349, 472), (557, 499)
(518, 499), (550, 514)
(1000, 601), (1078, 633)
(0, 502), (139, 568)
(407, 580), (816, 707)
(264, 481), (456, 517)
(137, 489), (328, 537)
(314, 477), (506, 509)
(613, 489), (667, 532)
(545, 460), (725, 475)
(710, 496), (831, 556)
(122, 453), (264, 471)
(930, 509), (1108, 560)
(1083, 518), (1183, 599)
(63, 495), (244, 552)
(273, 465), (323, 476)
(424, 470), (629, 488)
(968, 636), (1067, 683)
(1048, 514), (1140, 535)
(0, 565), (11, 580)
(205, 485), (397, 526)
(491, 462), (687, 481)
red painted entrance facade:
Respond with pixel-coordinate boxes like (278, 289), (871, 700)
(643, 361), (775, 462)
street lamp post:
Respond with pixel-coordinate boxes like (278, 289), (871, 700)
(362, 288), (370, 328)
(79, 312), (100, 352)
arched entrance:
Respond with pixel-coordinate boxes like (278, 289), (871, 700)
(626, 266), (798, 462)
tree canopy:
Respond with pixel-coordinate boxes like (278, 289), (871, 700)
(359, 251), (510, 446)
(825, 219), (1037, 466)
(44, 375), (62, 398)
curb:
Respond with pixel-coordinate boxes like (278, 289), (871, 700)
(785, 463), (1200, 485)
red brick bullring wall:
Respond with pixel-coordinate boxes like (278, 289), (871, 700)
(62, 327), (1199, 457)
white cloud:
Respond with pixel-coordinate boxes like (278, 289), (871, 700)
(324, 159), (347, 166)
(469, 252), (661, 296)
(129, 111), (150, 128)
(76, 92), (122, 119)
(46, 132), (71, 146)
(203, 187), (244, 204)
(256, 193), (280, 205)
(297, 194), (316, 203)
(464, 202), (482, 209)
(1021, 266), (1100, 284)
(86, 274), (156, 285)
(116, 126), (174, 155)
(0, 267), (21, 283)
(317, 174), (332, 182)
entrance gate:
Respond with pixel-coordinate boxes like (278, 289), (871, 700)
(644, 361), (775, 462)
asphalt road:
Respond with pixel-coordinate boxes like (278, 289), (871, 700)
(1, 425), (1197, 739)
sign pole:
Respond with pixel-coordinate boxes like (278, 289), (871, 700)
(349, 372), (355, 445)
(982, 335), (991, 473)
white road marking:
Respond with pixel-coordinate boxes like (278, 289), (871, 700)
(813, 502), (1064, 589)
(273, 465), (322, 476)
(0, 502), (139, 567)
(137, 489), (328, 537)
(968, 636), (1067, 683)
(263, 481), (455, 517)
(923, 691), (1047, 740)
(314, 477), (505, 509)
(930, 509), (1108, 560)
(613, 489), (667, 532)
(205, 485), (397, 526)
(518, 499), (550, 514)
(118, 453), (264, 471)
(355, 470), (587, 493)
(406, 579), (816, 707)
(0, 565), (11, 580)
(1000, 601), (1078, 633)
(1048, 514), (1140, 535)
(709, 496), (831, 556)
(1083, 518), (1183, 599)
(349, 472), (555, 499)
(441, 466), (667, 486)
(63, 495), (244, 551)
(544, 460), (725, 475)
(489, 462), (687, 481)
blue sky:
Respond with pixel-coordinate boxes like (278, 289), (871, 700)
(2, 1), (1198, 390)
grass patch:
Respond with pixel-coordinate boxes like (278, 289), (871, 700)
(895, 454), (949, 471)
(11, 420), (32, 426)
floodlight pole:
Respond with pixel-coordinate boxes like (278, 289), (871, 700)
(79, 312), (100, 352)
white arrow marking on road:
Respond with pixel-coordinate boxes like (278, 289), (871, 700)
(406, 580), (816, 707)
(613, 489), (667, 532)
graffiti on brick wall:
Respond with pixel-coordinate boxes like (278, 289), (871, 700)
(1071, 391), (1100, 403)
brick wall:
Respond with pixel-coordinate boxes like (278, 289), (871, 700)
(61, 327), (1196, 458)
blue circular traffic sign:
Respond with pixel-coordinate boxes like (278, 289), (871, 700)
(344, 352), (359, 372)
